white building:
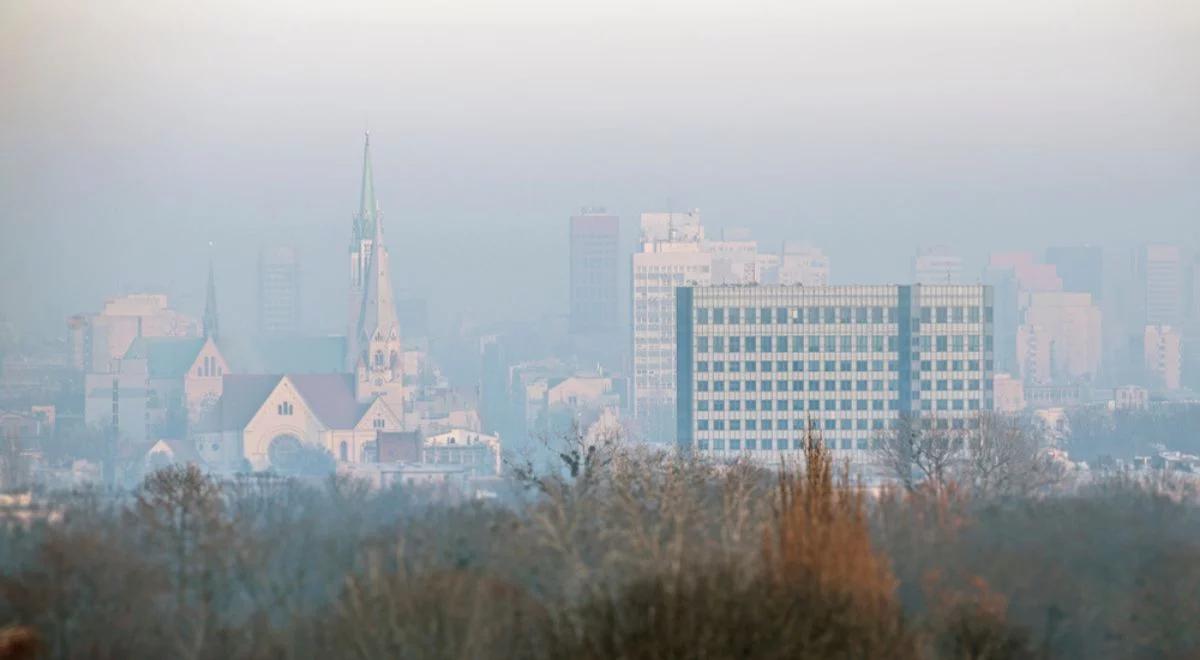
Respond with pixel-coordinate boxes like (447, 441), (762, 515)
(675, 283), (994, 463)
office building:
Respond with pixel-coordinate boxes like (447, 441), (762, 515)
(257, 245), (301, 336)
(676, 284), (993, 460)
(569, 208), (621, 335)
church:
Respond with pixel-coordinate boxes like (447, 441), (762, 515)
(193, 134), (415, 474)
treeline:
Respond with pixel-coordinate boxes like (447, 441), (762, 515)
(1, 442), (1199, 659)
(1065, 403), (1200, 463)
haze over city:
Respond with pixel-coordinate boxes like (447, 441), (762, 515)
(3, 0), (1197, 336)
(2, 1), (1200, 659)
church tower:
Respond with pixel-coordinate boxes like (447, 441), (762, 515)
(347, 133), (380, 367)
(347, 134), (404, 412)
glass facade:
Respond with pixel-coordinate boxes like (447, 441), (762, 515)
(676, 284), (994, 458)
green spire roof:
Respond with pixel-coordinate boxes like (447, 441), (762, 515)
(355, 132), (378, 241)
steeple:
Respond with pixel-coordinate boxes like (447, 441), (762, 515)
(356, 209), (400, 344)
(203, 243), (219, 340)
(354, 132), (378, 242)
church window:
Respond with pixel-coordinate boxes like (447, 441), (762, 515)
(339, 441), (348, 461)
(373, 418), (385, 429)
(374, 351), (384, 367)
(277, 401), (294, 415)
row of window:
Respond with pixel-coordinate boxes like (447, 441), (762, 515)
(696, 396), (982, 416)
(695, 334), (987, 353)
(696, 358), (984, 373)
(694, 305), (991, 325)
(698, 418), (889, 432)
(695, 378), (983, 392)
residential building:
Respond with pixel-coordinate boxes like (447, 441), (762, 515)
(257, 245), (301, 336)
(675, 284), (994, 461)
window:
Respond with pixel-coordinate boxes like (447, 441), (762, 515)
(760, 336), (772, 352)
(339, 441), (349, 461)
(697, 337), (709, 352)
(745, 308), (756, 324)
(697, 309), (709, 324)
(373, 418), (385, 429)
(713, 308), (725, 324)
(744, 336), (756, 352)
(777, 336), (788, 351)
(729, 337), (741, 352)
(729, 308), (741, 324)
(761, 307), (773, 323)
(277, 401), (294, 415)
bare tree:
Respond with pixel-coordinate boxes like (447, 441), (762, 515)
(960, 412), (1066, 497)
(874, 414), (963, 492)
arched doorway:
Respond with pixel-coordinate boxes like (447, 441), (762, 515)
(267, 434), (304, 473)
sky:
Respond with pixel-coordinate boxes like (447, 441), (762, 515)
(2, 0), (1198, 338)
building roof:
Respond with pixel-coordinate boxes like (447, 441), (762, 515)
(196, 373), (370, 433)
(124, 337), (206, 379)
(291, 373), (369, 429)
(194, 374), (282, 432)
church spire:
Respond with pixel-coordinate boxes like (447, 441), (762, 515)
(357, 206), (400, 344)
(203, 243), (219, 340)
(355, 132), (378, 241)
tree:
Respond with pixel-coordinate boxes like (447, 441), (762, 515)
(875, 415), (962, 492)
(960, 412), (1065, 497)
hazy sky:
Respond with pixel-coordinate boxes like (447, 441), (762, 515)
(2, 0), (1198, 337)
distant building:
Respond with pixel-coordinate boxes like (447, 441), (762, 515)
(194, 373), (403, 472)
(1143, 325), (1182, 391)
(1138, 244), (1184, 327)
(1017, 292), (1102, 385)
(68, 294), (200, 374)
(675, 284), (994, 459)
(912, 246), (963, 285)
(569, 208), (620, 335)
(993, 373), (1026, 413)
(257, 245), (301, 336)
(1113, 385), (1149, 411)
(632, 211), (713, 442)
(423, 428), (501, 477)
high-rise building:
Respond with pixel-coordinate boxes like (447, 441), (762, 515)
(675, 284), (994, 460)
(759, 242), (831, 286)
(1046, 245), (1104, 300)
(632, 211), (713, 442)
(1143, 325), (1182, 391)
(1138, 243), (1184, 327)
(257, 245), (300, 336)
(1016, 292), (1102, 385)
(569, 208), (620, 335)
(912, 245), (963, 285)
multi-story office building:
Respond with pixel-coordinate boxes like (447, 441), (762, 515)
(676, 284), (993, 460)
(1017, 292), (1102, 386)
(257, 245), (301, 336)
(569, 208), (621, 335)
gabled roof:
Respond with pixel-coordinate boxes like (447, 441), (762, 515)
(124, 337), (207, 379)
(195, 373), (370, 433)
(291, 374), (369, 429)
(194, 374), (282, 432)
